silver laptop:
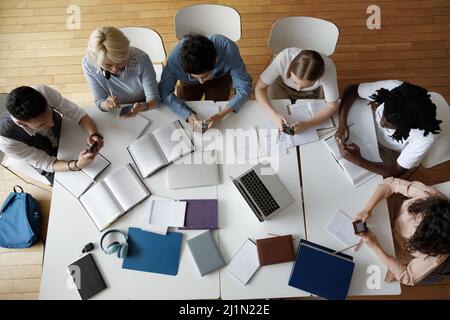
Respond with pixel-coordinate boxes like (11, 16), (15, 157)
(229, 163), (294, 222)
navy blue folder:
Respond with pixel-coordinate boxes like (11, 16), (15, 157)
(288, 239), (355, 300)
(122, 228), (182, 276)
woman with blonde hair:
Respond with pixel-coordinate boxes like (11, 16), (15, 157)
(82, 26), (159, 117)
(255, 48), (339, 132)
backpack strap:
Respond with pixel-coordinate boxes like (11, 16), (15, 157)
(0, 186), (24, 216)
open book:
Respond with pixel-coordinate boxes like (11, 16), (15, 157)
(127, 120), (195, 178)
(79, 164), (150, 231)
(292, 100), (335, 130)
(323, 132), (380, 187)
(56, 153), (110, 198)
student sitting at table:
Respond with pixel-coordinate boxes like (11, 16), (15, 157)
(335, 80), (442, 177)
(254, 48), (339, 132)
(355, 177), (450, 286)
(82, 26), (160, 117)
(0, 85), (104, 184)
(159, 33), (252, 130)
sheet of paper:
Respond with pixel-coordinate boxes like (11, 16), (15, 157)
(82, 153), (110, 180)
(227, 238), (260, 285)
(325, 210), (361, 247)
(287, 108), (319, 147)
(307, 100), (335, 130)
(104, 165), (149, 212)
(148, 199), (186, 227)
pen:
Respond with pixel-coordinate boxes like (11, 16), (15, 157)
(332, 241), (361, 255)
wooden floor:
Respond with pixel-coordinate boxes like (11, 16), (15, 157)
(0, 0), (449, 300)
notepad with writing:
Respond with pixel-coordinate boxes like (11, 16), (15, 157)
(323, 133), (378, 187)
(325, 210), (361, 247)
(178, 199), (218, 230)
(256, 234), (295, 266)
(227, 238), (260, 285)
(56, 153), (110, 198)
(122, 228), (182, 276)
(187, 230), (225, 276)
(79, 164), (150, 231)
(289, 239), (355, 300)
(68, 253), (106, 300)
(127, 120), (195, 178)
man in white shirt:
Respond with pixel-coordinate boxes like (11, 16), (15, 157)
(335, 80), (442, 177)
(0, 85), (104, 184)
(255, 48), (339, 132)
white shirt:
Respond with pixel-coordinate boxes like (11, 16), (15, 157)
(358, 80), (435, 169)
(260, 47), (339, 102)
(0, 85), (87, 173)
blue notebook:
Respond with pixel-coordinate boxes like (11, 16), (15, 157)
(122, 228), (182, 276)
(288, 239), (355, 300)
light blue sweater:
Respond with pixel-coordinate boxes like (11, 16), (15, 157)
(82, 47), (160, 110)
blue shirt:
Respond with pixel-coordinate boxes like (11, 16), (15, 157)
(159, 34), (253, 120)
(82, 47), (160, 110)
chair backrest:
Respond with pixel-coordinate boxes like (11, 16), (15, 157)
(268, 17), (339, 55)
(119, 27), (166, 63)
(175, 4), (241, 41)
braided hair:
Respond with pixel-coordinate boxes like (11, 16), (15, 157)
(370, 82), (441, 141)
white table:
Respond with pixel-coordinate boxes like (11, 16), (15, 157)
(299, 99), (401, 296)
(40, 104), (221, 300)
(217, 100), (310, 299)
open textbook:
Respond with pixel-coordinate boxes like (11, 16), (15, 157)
(323, 128), (381, 186)
(55, 153), (110, 198)
(291, 100), (335, 130)
(79, 164), (150, 231)
(127, 120), (195, 178)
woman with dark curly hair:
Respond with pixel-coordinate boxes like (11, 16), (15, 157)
(335, 80), (442, 177)
(354, 177), (450, 286)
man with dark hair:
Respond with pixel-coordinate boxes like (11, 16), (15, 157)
(0, 85), (104, 184)
(159, 34), (252, 130)
(335, 80), (442, 177)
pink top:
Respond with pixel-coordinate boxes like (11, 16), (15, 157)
(379, 177), (448, 285)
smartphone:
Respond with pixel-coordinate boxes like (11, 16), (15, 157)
(119, 104), (133, 117)
(353, 220), (368, 234)
(282, 123), (295, 135)
(89, 141), (98, 153)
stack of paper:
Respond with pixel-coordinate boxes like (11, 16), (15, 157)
(141, 196), (186, 235)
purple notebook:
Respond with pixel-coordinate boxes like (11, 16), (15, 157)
(179, 199), (218, 230)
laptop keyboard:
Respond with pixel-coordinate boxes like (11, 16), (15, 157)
(239, 170), (280, 217)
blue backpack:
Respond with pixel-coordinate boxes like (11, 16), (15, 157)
(0, 186), (41, 248)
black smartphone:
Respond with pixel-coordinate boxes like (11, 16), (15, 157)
(119, 104), (133, 117)
(353, 220), (368, 234)
(282, 123), (295, 135)
(89, 141), (98, 153)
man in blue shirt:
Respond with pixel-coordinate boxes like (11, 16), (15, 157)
(159, 34), (252, 130)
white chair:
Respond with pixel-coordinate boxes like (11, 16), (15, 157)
(175, 4), (241, 41)
(119, 27), (166, 82)
(268, 17), (339, 56)
(0, 93), (51, 187)
(421, 92), (450, 168)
